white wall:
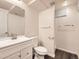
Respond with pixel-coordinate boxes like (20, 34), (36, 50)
(55, 4), (79, 57)
(25, 7), (39, 37)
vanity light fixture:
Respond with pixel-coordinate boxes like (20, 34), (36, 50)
(63, 0), (68, 6)
(27, 0), (36, 5)
(18, 0), (21, 1)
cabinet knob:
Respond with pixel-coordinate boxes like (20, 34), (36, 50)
(27, 52), (29, 55)
(18, 55), (21, 57)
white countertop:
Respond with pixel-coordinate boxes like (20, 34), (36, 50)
(0, 36), (37, 49)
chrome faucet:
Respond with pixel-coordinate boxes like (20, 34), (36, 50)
(11, 33), (17, 40)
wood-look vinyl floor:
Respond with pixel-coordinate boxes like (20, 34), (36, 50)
(45, 49), (78, 59)
(55, 49), (78, 59)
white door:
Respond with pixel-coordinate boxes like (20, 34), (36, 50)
(39, 6), (55, 57)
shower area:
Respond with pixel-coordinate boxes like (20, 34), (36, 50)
(55, 0), (79, 58)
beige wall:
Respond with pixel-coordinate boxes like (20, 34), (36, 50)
(25, 7), (39, 37)
(8, 14), (25, 35)
(55, 4), (79, 57)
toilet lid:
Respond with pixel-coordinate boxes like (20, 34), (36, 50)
(34, 46), (47, 53)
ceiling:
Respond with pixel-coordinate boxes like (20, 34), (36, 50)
(55, 0), (77, 5)
(55, 0), (77, 10)
(55, 0), (64, 9)
(23, 0), (32, 4)
(0, 0), (13, 10)
(0, 0), (54, 12)
(23, 0), (55, 12)
(10, 6), (25, 17)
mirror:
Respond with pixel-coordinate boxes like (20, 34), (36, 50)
(55, 0), (67, 18)
(0, 0), (25, 37)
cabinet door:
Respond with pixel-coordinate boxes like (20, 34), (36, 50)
(23, 55), (32, 59)
(21, 46), (32, 59)
(4, 52), (20, 59)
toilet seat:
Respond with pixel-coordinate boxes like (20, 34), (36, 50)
(34, 46), (47, 55)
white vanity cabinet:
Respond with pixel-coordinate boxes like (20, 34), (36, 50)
(21, 46), (32, 59)
(0, 40), (33, 59)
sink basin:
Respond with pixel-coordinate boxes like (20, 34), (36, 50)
(0, 36), (34, 49)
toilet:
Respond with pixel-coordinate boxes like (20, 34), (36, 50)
(34, 46), (47, 59)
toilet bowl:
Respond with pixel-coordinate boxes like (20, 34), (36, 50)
(34, 46), (47, 59)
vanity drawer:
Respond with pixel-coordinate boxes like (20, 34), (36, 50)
(20, 40), (33, 49)
(21, 55), (32, 59)
(25, 55), (32, 59)
(21, 46), (33, 59)
(0, 44), (21, 59)
(0, 40), (33, 59)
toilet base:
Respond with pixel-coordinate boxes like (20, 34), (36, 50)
(35, 53), (44, 59)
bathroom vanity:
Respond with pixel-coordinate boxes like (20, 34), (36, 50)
(0, 36), (36, 59)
